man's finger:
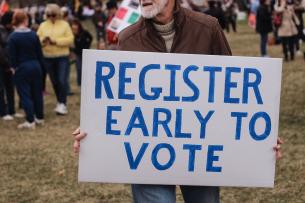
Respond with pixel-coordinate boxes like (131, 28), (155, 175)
(75, 132), (87, 141)
(273, 145), (281, 151)
(72, 127), (80, 135)
(73, 141), (80, 153)
(277, 137), (284, 144)
(276, 151), (282, 160)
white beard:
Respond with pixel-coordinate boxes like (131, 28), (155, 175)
(140, 0), (168, 19)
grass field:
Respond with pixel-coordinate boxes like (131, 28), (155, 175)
(0, 21), (304, 203)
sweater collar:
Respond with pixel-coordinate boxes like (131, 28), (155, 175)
(15, 27), (31, 33)
(153, 19), (175, 34)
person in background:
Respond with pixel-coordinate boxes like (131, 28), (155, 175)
(0, 17), (13, 120)
(37, 4), (74, 115)
(294, 0), (305, 58)
(92, 4), (107, 42)
(274, 0), (299, 61)
(256, 0), (273, 57)
(95, 0), (104, 7)
(0, 0), (9, 17)
(7, 10), (44, 129)
(28, 5), (38, 25)
(0, 32), (12, 121)
(82, 2), (95, 19)
(71, 19), (93, 86)
(205, 0), (226, 29)
(61, 6), (72, 22)
(0, 11), (23, 120)
(105, 0), (118, 50)
(35, 4), (46, 24)
(223, 0), (238, 32)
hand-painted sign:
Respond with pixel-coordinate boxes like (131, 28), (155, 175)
(79, 50), (282, 187)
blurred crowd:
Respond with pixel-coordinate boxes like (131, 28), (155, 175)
(0, 0), (119, 129)
(0, 0), (304, 129)
(252, 0), (305, 60)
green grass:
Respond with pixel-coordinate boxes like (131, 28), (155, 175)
(0, 21), (304, 203)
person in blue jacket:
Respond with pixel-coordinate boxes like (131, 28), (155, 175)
(8, 10), (44, 129)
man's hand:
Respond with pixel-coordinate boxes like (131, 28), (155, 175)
(274, 137), (284, 160)
(72, 127), (87, 154)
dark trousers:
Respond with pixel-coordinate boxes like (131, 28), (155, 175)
(225, 14), (237, 33)
(76, 54), (82, 86)
(296, 23), (305, 43)
(41, 62), (47, 91)
(0, 70), (15, 116)
(67, 58), (72, 94)
(295, 25), (305, 51)
(14, 60), (44, 122)
(44, 57), (69, 104)
(260, 33), (268, 56)
(281, 36), (296, 61)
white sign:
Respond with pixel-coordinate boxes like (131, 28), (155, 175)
(107, 0), (141, 33)
(79, 50), (282, 187)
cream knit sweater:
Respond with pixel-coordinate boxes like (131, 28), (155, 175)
(153, 20), (175, 52)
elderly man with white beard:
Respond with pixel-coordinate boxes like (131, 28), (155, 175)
(73, 0), (283, 202)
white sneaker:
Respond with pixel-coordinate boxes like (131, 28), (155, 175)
(35, 118), (45, 125)
(55, 103), (68, 115)
(2, 115), (14, 121)
(54, 103), (60, 112)
(18, 121), (36, 129)
(14, 113), (24, 118)
(296, 50), (303, 56)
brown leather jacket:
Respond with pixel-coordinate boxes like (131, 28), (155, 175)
(118, 5), (232, 56)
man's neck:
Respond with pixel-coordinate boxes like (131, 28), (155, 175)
(153, 0), (175, 25)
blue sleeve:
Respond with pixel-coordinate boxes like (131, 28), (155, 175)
(7, 34), (17, 69)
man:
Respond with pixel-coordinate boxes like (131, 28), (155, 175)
(223, 0), (238, 33)
(118, 0), (230, 54)
(73, 0), (283, 202)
